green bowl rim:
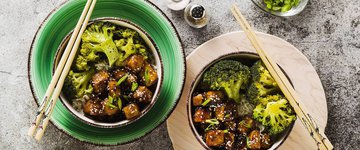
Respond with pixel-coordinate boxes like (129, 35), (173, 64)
(27, 0), (186, 146)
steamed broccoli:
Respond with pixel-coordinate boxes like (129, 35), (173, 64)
(64, 69), (95, 98)
(247, 82), (279, 104)
(115, 37), (136, 63)
(80, 22), (119, 66)
(253, 94), (296, 135)
(250, 60), (278, 87)
(115, 28), (139, 38)
(247, 60), (280, 103)
(202, 60), (250, 103)
(114, 28), (149, 65)
(63, 77), (77, 99)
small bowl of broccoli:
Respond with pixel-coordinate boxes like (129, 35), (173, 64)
(251, 0), (309, 17)
(53, 17), (163, 128)
(187, 52), (296, 150)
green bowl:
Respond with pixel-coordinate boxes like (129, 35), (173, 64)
(28, 0), (185, 145)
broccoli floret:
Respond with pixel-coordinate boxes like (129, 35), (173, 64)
(115, 37), (136, 63)
(66, 69), (95, 98)
(81, 22), (119, 66)
(250, 60), (278, 87)
(247, 82), (279, 104)
(247, 60), (280, 103)
(115, 28), (139, 38)
(80, 47), (99, 61)
(114, 28), (149, 65)
(73, 47), (100, 71)
(253, 94), (296, 135)
(258, 94), (284, 105)
(63, 77), (77, 99)
(203, 60), (250, 103)
(74, 55), (90, 71)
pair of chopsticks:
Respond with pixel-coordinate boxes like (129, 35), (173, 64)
(230, 5), (333, 150)
(28, 0), (97, 141)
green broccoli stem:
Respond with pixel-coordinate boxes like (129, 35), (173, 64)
(93, 40), (119, 66)
(224, 80), (243, 103)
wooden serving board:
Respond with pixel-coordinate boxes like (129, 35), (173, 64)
(167, 31), (328, 150)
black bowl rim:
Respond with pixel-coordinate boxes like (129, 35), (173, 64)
(186, 51), (295, 150)
(53, 17), (164, 128)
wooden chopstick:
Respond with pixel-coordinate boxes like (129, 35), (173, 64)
(27, 0), (93, 137)
(28, 0), (97, 141)
(230, 4), (333, 150)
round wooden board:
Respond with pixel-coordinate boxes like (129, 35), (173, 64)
(167, 31), (328, 150)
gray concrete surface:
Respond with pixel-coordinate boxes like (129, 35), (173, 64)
(0, 0), (359, 149)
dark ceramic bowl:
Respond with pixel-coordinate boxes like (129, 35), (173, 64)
(54, 17), (163, 128)
(187, 52), (294, 149)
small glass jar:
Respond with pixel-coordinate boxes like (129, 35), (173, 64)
(184, 3), (210, 28)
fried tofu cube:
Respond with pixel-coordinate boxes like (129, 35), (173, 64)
(248, 130), (261, 149)
(192, 94), (204, 106)
(215, 104), (226, 121)
(133, 86), (153, 103)
(92, 70), (109, 94)
(83, 100), (104, 116)
(261, 133), (271, 149)
(141, 63), (158, 87)
(103, 98), (119, 116)
(113, 70), (127, 80)
(205, 91), (224, 104)
(127, 55), (145, 72)
(122, 103), (141, 120)
(224, 121), (237, 131)
(193, 107), (211, 123)
(108, 80), (121, 97)
(205, 130), (225, 147)
(225, 132), (235, 150)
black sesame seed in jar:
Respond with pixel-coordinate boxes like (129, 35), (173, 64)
(191, 5), (205, 19)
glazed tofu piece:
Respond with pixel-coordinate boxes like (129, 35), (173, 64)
(237, 124), (248, 135)
(133, 86), (153, 103)
(205, 91), (224, 104)
(122, 103), (141, 120)
(113, 69), (138, 85)
(140, 63), (158, 87)
(261, 133), (271, 149)
(108, 80), (121, 97)
(192, 94), (204, 106)
(248, 130), (261, 149)
(225, 132), (235, 150)
(92, 70), (109, 94)
(205, 130), (225, 147)
(242, 116), (255, 129)
(103, 98), (119, 116)
(215, 104), (226, 121)
(127, 73), (138, 85)
(83, 100), (104, 116)
(193, 107), (211, 123)
(127, 55), (145, 72)
(224, 121), (237, 131)
(113, 69), (127, 80)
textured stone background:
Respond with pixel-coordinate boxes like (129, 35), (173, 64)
(0, 0), (359, 149)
